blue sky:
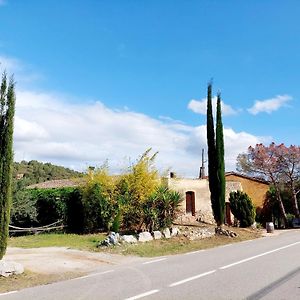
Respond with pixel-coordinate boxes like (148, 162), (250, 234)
(0, 0), (299, 176)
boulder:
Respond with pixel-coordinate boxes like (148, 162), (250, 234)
(108, 232), (119, 245)
(0, 261), (24, 277)
(162, 228), (171, 239)
(138, 232), (153, 242)
(98, 232), (120, 247)
(171, 227), (179, 237)
(152, 231), (162, 240)
(215, 227), (238, 237)
(121, 235), (138, 244)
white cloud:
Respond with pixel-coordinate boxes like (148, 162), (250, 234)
(188, 97), (238, 116)
(13, 89), (267, 177)
(184, 125), (269, 173)
(0, 55), (22, 73)
(14, 116), (49, 141)
(223, 128), (271, 168)
(0, 54), (42, 85)
(248, 95), (292, 115)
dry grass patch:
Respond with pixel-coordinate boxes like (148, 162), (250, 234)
(103, 227), (263, 257)
(0, 271), (84, 293)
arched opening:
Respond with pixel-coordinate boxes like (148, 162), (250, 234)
(186, 191), (195, 216)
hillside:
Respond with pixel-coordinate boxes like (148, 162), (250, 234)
(13, 160), (83, 186)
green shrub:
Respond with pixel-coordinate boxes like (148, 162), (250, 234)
(115, 149), (159, 231)
(81, 182), (116, 232)
(259, 187), (293, 228)
(112, 209), (122, 233)
(10, 188), (37, 227)
(30, 188), (74, 226)
(286, 213), (295, 228)
(65, 188), (84, 233)
(143, 186), (182, 231)
(229, 191), (256, 227)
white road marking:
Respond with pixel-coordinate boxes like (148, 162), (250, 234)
(0, 291), (18, 297)
(240, 239), (254, 243)
(220, 241), (300, 270)
(71, 270), (114, 280)
(124, 289), (160, 300)
(142, 258), (167, 265)
(184, 250), (205, 255)
(169, 270), (216, 287)
(220, 244), (232, 248)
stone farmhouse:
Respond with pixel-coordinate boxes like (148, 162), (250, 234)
(166, 171), (269, 225)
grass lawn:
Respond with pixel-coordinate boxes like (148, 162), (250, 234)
(8, 233), (106, 251)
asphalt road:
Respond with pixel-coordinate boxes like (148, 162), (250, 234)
(1, 230), (300, 300)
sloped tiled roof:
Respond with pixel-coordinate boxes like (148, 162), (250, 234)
(225, 171), (269, 185)
(27, 179), (81, 189)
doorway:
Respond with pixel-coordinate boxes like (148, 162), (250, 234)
(186, 191), (195, 216)
(225, 202), (232, 225)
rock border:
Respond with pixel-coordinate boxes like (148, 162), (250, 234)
(0, 260), (24, 277)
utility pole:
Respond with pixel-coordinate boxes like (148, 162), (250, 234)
(199, 148), (206, 179)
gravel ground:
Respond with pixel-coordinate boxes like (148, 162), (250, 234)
(4, 247), (143, 274)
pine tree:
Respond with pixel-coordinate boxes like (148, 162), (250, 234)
(215, 93), (225, 226)
(0, 72), (16, 260)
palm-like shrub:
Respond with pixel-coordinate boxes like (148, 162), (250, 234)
(143, 186), (182, 231)
(229, 191), (255, 227)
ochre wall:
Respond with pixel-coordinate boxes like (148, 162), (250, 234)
(225, 174), (269, 207)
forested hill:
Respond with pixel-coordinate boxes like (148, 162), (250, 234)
(13, 160), (83, 186)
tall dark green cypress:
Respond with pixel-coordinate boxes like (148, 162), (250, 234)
(216, 93), (225, 226)
(206, 82), (218, 224)
(207, 84), (225, 227)
(0, 72), (15, 260)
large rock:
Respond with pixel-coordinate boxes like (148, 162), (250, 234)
(171, 227), (180, 237)
(152, 231), (162, 240)
(0, 261), (24, 277)
(215, 227), (238, 237)
(99, 232), (120, 247)
(120, 235), (138, 244)
(108, 232), (119, 245)
(138, 232), (153, 242)
(162, 228), (171, 239)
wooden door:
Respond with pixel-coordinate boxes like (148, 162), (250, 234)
(186, 191), (195, 216)
(225, 202), (232, 225)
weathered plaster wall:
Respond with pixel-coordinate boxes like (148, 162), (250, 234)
(167, 178), (213, 223)
(167, 178), (242, 224)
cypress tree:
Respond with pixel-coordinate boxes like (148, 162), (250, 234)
(0, 72), (16, 260)
(206, 82), (218, 224)
(215, 93), (225, 226)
